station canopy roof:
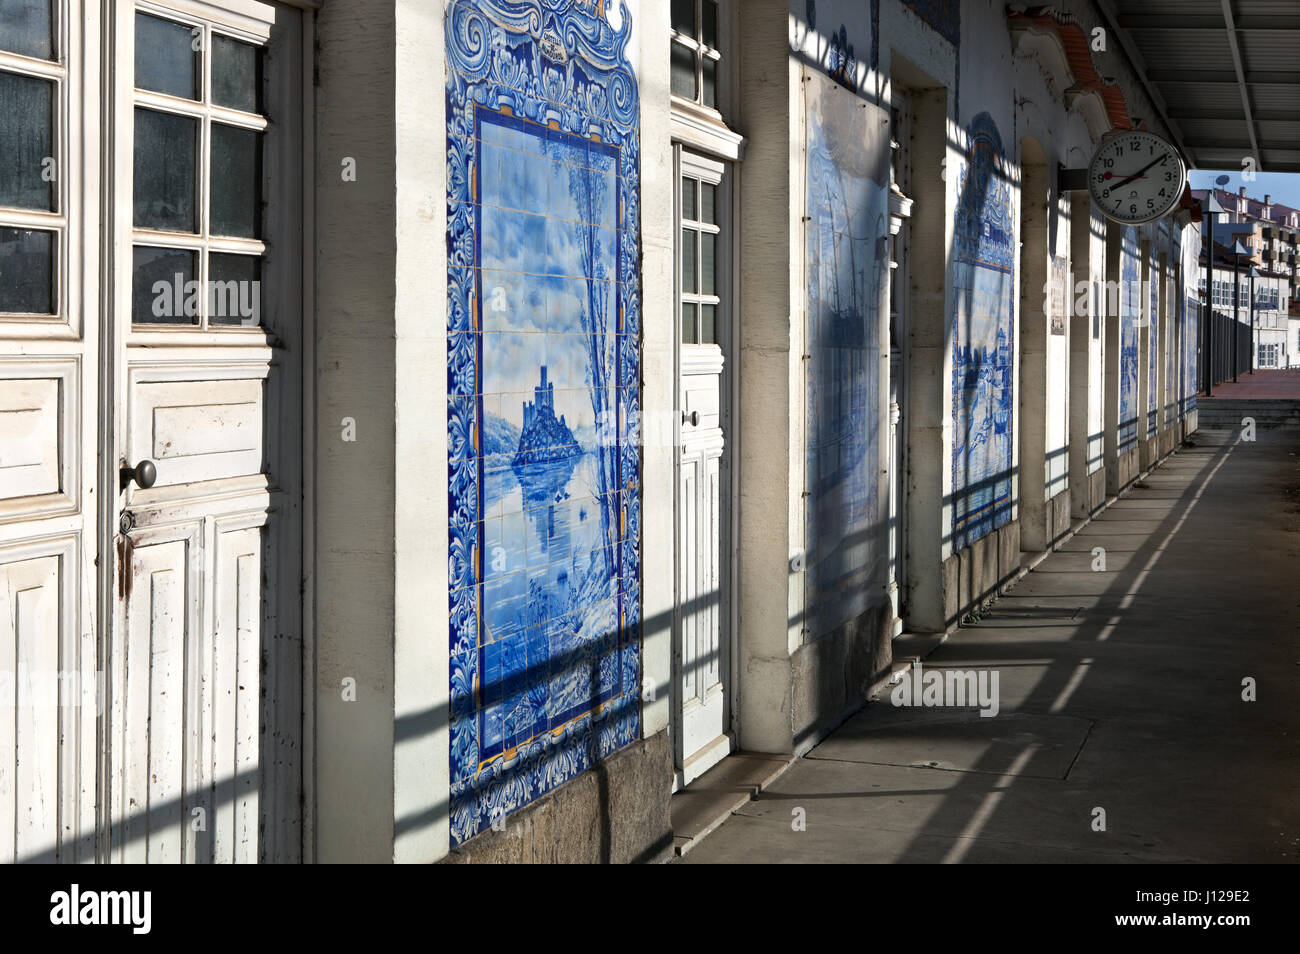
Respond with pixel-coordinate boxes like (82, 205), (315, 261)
(1100, 0), (1300, 172)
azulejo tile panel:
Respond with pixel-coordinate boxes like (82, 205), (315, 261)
(951, 112), (1015, 552)
(1119, 227), (1140, 453)
(1148, 260), (1158, 438)
(802, 69), (890, 639)
(445, 0), (641, 847)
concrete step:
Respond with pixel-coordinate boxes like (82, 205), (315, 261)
(1196, 398), (1300, 428)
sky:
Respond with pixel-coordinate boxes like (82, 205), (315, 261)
(1189, 170), (1300, 210)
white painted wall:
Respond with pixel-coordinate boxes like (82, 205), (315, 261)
(393, 0), (447, 864)
(636, 0), (676, 745)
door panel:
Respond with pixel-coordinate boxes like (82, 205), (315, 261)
(105, 0), (301, 863)
(0, 551), (61, 862)
(210, 520), (263, 864)
(117, 527), (196, 863)
(133, 382), (264, 478)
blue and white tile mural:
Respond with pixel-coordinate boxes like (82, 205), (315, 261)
(445, 0), (640, 847)
(1147, 262), (1158, 438)
(1119, 227), (1139, 452)
(1165, 274), (1178, 423)
(1183, 289), (1199, 416)
(951, 112), (1014, 552)
(803, 70), (889, 638)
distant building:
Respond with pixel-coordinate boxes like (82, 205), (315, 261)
(1191, 187), (1296, 368)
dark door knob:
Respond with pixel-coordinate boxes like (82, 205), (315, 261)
(121, 459), (157, 490)
(683, 410), (700, 427)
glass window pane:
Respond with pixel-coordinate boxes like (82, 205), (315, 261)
(212, 34), (260, 113)
(671, 0), (695, 36)
(681, 228), (696, 293)
(701, 182), (716, 225)
(670, 41), (696, 100)
(702, 0), (719, 49)
(210, 123), (261, 238)
(701, 56), (717, 109)
(681, 176), (695, 220)
(0, 0), (53, 60)
(0, 70), (54, 210)
(208, 253), (261, 325)
(134, 108), (197, 232)
(135, 13), (199, 100)
(701, 303), (716, 344)
(0, 226), (54, 313)
(681, 302), (697, 344)
(701, 231), (716, 296)
(132, 245), (197, 324)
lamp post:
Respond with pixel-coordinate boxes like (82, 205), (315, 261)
(1202, 192), (1225, 396)
(1231, 239), (1248, 384)
(1248, 266), (1260, 373)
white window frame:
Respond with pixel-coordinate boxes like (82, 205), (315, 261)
(115, 0), (296, 349)
(669, 0), (743, 162)
(670, 0), (722, 111)
(0, 5), (79, 337)
(677, 151), (725, 347)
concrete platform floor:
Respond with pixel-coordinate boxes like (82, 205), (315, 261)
(681, 428), (1300, 863)
(1201, 368), (1300, 400)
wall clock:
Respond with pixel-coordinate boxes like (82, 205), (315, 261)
(1087, 129), (1186, 225)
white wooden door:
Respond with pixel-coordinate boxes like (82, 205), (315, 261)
(0, 1), (99, 864)
(104, 0), (301, 863)
(675, 155), (731, 785)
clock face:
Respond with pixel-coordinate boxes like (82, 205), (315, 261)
(1088, 131), (1186, 225)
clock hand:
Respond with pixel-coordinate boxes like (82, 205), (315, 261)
(1113, 153), (1168, 190)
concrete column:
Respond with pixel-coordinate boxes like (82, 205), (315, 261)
(313, 0), (398, 862)
(1068, 193), (1093, 519)
(735, 0), (795, 753)
(1017, 139), (1050, 551)
(904, 85), (953, 632)
(313, 0), (453, 864)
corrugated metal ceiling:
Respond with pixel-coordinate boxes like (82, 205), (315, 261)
(1099, 0), (1300, 171)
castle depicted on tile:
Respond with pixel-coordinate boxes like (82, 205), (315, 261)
(513, 366), (580, 470)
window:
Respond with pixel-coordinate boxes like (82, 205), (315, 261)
(670, 0), (721, 110)
(1259, 343), (1278, 368)
(0, 0), (60, 315)
(678, 154), (725, 345)
(131, 9), (264, 327)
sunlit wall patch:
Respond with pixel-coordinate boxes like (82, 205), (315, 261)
(445, 0), (641, 848)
